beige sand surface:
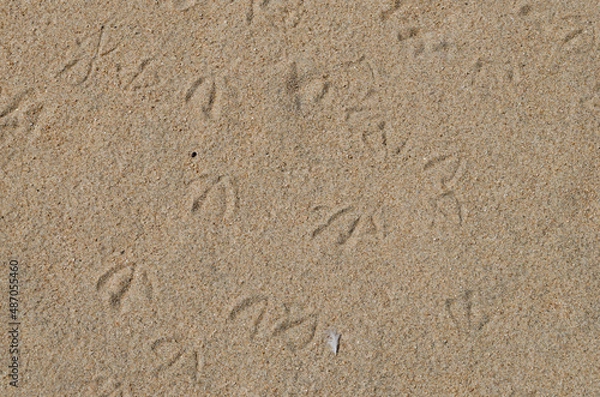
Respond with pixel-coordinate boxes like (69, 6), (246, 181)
(1, 0), (599, 395)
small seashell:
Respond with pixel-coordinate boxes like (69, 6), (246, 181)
(326, 329), (341, 355)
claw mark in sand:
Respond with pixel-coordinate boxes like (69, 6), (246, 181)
(57, 25), (106, 86)
(188, 174), (237, 223)
(96, 262), (136, 310)
(311, 206), (354, 239)
(228, 295), (269, 340)
(185, 76), (219, 120)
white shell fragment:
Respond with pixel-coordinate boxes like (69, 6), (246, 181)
(326, 329), (341, 355)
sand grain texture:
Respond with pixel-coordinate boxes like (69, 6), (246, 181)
(1, 0), (599, 395)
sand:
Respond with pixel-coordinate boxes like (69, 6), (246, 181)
(1, 0), (599, 395)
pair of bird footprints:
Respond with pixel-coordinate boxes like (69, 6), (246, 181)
(310, 204), (387, 249)
(228, 296), (319, 351)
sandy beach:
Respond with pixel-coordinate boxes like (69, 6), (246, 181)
(1, 1), (599, 395)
